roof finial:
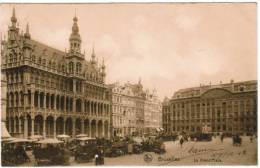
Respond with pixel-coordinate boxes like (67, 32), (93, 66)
(24, 22), (31, 39)
(12, 7), (16, 18)
(101, 57), (106, 69)
(11, 7), (17, 25)
(91, 44), (96, 58)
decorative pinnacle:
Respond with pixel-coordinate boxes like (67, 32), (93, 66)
(11, 7), (17, 23)
(24, 22), (31, 39)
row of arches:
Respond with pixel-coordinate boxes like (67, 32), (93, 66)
(6, 115), (110, 138)
(7, 91), (110, 117)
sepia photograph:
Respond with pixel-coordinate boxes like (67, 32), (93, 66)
(0, 2), (257, 166)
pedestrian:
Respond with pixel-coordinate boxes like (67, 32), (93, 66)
(250, 135), (253, 143)
(95, 153), (99, 165)
(221, 134), (224, 143)
(180, 137), (184, 148)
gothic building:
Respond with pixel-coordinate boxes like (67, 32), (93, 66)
(162, 80), (257, 135)
(1, 8), (112, 139)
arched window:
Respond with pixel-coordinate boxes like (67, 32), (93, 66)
(62, 65), (65, 73)
(38, 57), (41, 65)
(9, 53), (13, 63)
(69, 62), (74, 74)
(76, 62), (81, 74)
(32, 55), (36, 62)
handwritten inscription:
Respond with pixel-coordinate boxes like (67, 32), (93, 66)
(187, 146), (224, 155)
(194, 158), (222, 163)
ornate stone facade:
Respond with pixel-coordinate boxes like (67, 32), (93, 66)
(109, 80), (162, 137)
(1, 8), (112, 139)
(162, 80), (257, 135)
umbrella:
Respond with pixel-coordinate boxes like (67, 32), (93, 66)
(7, 138), (32, 143)
(2, 137), (16, 142)
(37, 138), (64, 144)
(1, 122), (11, 139)
(57, 134), (70, 138)
(76, 134), (88, 138)
(133, 137), (143, 144)
(29, 135), (43, 139)
(77, 137), (96, 141)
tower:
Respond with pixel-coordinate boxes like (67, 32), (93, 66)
(91, 46), (97, 65)
(8, 7), (19, 43)
(69, 15), (81, 53)
(101, 57), (106, 83)
(24, 23), (31, 39)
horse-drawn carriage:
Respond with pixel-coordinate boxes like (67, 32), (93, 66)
(190, 133), (212, 141)
(74, 137), (97, 163)
(105, 140), (127, 157)
(33, 138), (69, 166)
(2, 138), (32, 166)
(141, 136), (166, 154)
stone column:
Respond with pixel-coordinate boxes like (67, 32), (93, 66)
(31, 118), (34, 137)
(43, 118), (46, 138)
(81, 99), (84, 113)
(38, 92), (40, 108)
(24, 117), (28, 138)
(108, 124), (111, 139)
(96, 103), (98, 116)
(19, 118), (22, 138)
(89, 101), (92, 116)
(72, 118), (76, 138)
(8, 118), (12, 133)
(31, 91), (34, 108)
(81, 120), (85, 134)
(18, 93), (21, 107)
(96, 122), (98, 138)
(64, 96), (67, 113)
(54, 117), (56, 138)
(14, 94), (17, 107)
(43, 93), (46, 109)
(24, 93), (28, 108)
(63, 119), (66, 134)
(73, 98), (76, 113)
(14, 118), (17, 133)
(54, 95), (56, 110)
(102, 121), (105, 137)
(89, 121), (92, 137)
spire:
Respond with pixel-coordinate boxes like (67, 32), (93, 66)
(138, 77), (142, 85)
(24, 22), (31, 39)
(69, 11), (81, 53)
(11, 7), (17, 27)
(91, 46), (95, 59)
(101, 57), (105, 69)
(91, 45), (97, 65)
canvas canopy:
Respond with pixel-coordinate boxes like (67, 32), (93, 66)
(76, 134), (88, 138)
(37, 138), (64, 144)
(57, 134), (70, 138)
(1, 122), (11, 139)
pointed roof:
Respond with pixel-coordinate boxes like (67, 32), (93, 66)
(11, 7), (17, 23)
(24, 22), (30, 39)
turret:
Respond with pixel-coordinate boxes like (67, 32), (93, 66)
(101, 57), (106, 82)
(8, 7), (19, 42)
(24, 23), (31, 39)
(69, 15), (81, 53)
(91, 47), (97, 65)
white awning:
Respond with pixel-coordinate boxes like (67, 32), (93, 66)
(1, 122), (11, 139)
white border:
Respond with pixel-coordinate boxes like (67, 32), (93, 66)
(0, 1), (258, 168)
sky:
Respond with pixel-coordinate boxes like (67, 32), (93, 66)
(0, 3), (257, 100)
